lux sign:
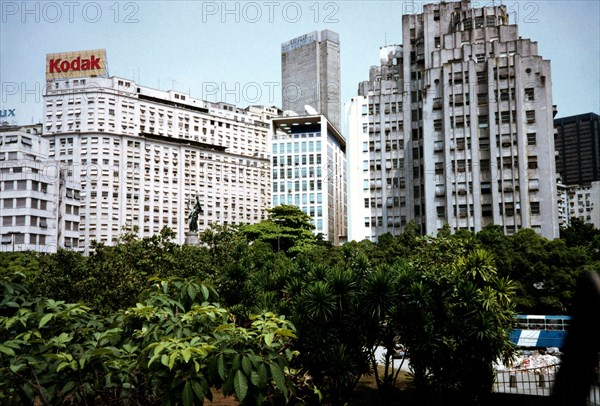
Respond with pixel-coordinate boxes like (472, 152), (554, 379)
(46, 49), (107, 80)
(0, 109), (16, 118)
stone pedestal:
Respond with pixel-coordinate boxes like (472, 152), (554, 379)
(185, 232), (199, 246)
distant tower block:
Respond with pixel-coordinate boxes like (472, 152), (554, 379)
(281, 30), (341, 130)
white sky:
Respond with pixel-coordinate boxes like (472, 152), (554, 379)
(1, 1), (599, 125)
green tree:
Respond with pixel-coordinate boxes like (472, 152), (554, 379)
(0, 272), (303, 405)
(398, 235), (516, 403)
(242, 205), (317, 255)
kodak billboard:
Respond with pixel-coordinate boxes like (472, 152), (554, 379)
(46, 49), (107, 80)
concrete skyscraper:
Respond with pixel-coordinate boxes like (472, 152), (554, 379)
(347, 0), (559, 241)
(281, 30), (341, 130)
(554, 113), (600, 186)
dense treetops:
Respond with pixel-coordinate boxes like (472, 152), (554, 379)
(1, 212), (598, 405)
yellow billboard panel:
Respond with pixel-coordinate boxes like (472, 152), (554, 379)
(46, 49), (107, 80)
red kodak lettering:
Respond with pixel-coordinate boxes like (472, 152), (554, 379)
(49, 55), (102, 74)
(49, 58), (62, 73)
(90, 55), (100, 70)
(71, 57), (81, 71)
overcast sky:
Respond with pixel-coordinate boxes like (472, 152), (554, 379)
(1, 1), (599, 126)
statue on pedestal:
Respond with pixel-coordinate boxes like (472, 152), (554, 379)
(185, 196), (203, 246)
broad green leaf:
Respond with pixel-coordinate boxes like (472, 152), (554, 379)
(0, 345), (16, 356)
(241, 355), (253, 376)
(187, 285), (196, 301)
(201, 285), (210, 301)
(182, 349), (192, 363)
(191, 380), (205, 401)
(233, 370), (248, 401)
(182, 381), (193, 406)
(269, 362), (288, 399)
(217, 354), (226, 380)
(250, 371), (260, 387)
(168, 352), (178, 370)
(61, 381), (76, 395)
(257, 362), (268, 388)
(39, 313), (53, 328)
(264, 332), (274, 347)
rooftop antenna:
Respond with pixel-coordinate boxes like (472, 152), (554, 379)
(384, 32), (387, 46)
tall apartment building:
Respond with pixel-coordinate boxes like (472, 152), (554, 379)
(44, 69), (272, 252)
(347, 0), (559, 241)
(554, 112), (600, 185)
(565, 182), (600, 228)
(0, 124), (80, 252)
(271, 114), (347, 244)
(281, 30), (341, 130)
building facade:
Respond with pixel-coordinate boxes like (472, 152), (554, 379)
(271, 114), (347, 244)
(558, 181), (600, 229)
(554, 113), (600, 185)
(281, 30), (341, 130)
(346, 0), (559, 241)
(0, 124), (80, 252)
(43, 75), (272, 252)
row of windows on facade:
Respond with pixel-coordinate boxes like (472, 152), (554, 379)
(364, 131), (537, 158)
(273, 180), (324, 193)
(273, 166), (326, 180)
(364, 199), (541, 222)
(0, 180), (52, 192)
(377, 65), (528, 90)
(54, 154), (268, 176)
(0, 134), (34, 147)
(272, 140), (322, 154)
(362, 110), (536, 138)
(1, 197), (57, 211)
(272, 132), (323, 140)
(365, 86), (535, 116)
(2, 215), (56, 228)
(363, 175), (537, 190)
(273, 154), (322, 166)
(0, 233), (57, 246)
(48, 96), (264, 130)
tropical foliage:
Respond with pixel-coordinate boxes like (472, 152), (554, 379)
(1, 216), (598, 405)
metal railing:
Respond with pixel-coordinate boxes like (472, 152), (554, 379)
(494, 364), (600, 405)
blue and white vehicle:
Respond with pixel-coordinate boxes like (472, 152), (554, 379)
(509, 315), (571, 348)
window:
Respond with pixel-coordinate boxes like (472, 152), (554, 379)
(527, 133), (537, 146)
(528, 156), (538, 169)
(478, 115), (488, 128)
(436, 206), (445, 218)
(526, 110), (536, 123)
(531, 202), (540, 215)
(476, 71), (487, 84)
(525, 88), (535, 101)
(434, 119), (442, 131)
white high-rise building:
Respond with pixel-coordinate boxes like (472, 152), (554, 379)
(44, 72), (272, 252)
(0, 124), (81, 252)
(346, 0), (559, 241)
(271, 114), (347, 244)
